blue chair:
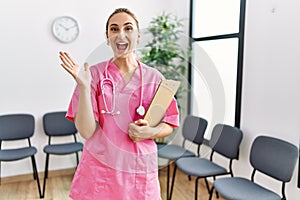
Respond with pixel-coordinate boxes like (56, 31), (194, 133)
(158, 115), (208, 200)
(42, 111), (83, 197)
(174, 124), (243, 200)
(213, 135), (299, 200)
(0, 114), (42, 198)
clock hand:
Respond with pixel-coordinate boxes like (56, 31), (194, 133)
(66, 25), (77, 31)
(58, 23), (68, 30)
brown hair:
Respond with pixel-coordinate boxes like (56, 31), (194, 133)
(105, 8), (140, 33)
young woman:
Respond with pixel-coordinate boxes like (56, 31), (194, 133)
(59, 8), (179, 200)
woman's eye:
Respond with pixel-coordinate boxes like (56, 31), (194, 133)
(125, 26), (133, 32)
(110, 27), (118, 32)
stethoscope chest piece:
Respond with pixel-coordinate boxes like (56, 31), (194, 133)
(136, 105), (145, 116)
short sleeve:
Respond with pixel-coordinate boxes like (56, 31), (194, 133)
(141, 63), (180, 128)
(66, 68), (100, 122)
(65, 85), (79, 122)
(162, 97), (180, 128)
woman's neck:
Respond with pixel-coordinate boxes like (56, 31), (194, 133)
(113, 55), (138, 75)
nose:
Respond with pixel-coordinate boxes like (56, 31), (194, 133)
(118, 30), (126, 39)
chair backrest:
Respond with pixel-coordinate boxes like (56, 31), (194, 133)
(0, 114), (35, 141)
(43, 111), (77, 137)
(250, 135), (298, 182)
(209, 124), (243, 159)
(182, 115), (207, 145)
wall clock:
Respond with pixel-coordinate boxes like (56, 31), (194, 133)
(52, 16), (79, 43)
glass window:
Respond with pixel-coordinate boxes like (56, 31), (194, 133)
(193, 0), (241, 38)
(190, 0), (245, 139)
(191, 38), (239, 139)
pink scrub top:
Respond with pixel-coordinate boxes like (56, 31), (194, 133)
(66, 59), (179, 200)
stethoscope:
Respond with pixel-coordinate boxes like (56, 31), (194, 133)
(100, 59), (145, 116)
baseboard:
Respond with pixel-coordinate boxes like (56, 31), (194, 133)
(1, 168), (76, 184)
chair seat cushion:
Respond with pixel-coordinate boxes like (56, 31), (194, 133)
(214, 177), (281, 200)
(176, 157), (227, 177)
(43, 142), (83, 155)
(158, 144), (195, 160)
(156, 143), (166, 150)
(0, 147), (37, 161)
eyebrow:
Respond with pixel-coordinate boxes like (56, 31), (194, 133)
(110, 22), (134, 27)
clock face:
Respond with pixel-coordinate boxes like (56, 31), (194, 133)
(52, 16), (79, 43)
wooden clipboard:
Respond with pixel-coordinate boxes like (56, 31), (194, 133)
(144, 79), (180, 127)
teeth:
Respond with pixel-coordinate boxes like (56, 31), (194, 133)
(116, 43), (128, 50)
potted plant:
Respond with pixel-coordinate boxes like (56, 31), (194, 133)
(140, 12), (190, 143)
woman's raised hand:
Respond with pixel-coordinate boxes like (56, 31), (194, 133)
(59, 51), (91, 89)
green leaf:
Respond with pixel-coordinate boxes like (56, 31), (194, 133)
(139, 11), (189, 111)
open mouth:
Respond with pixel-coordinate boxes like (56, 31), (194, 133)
(116, 42), (128, 51)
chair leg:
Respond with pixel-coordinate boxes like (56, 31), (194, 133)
(168, 164), (177, 200)
(212, 176), (219, 198)
(208, 185), (215, 200)
(0, 161), (1, 185)
(204, 178), (210, 194)
(195, 177), (199, 200)
(42, 153), (50, 198)
(166, 164), (170, 200)
(33, 164), (37, 180)
(76, 152), (79, 166)
(215, 189), (219, 198)
(31, 156), (43, 198)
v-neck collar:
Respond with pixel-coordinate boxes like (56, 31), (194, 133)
(108, 59), (142, 93)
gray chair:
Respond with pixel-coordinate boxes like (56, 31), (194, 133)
(158, 115), (208, 200)
(0, 114), (42, 198)
(213, 135), (299, 200)
(174, 124), (243, 200)
(42, 111), (83, 197)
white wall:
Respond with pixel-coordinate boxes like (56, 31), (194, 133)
(174, 0), (300, 199)
(0, 0), (189, 177)
(1, 0), (299, 199)
(237, 0), (300, 199)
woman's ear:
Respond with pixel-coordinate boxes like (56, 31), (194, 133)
(105, 31), (109, 45)
(137, 33), (141, 45)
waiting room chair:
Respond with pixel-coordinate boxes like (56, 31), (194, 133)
(158, 115), (208, 200)
(212, 135), (298, 200)
(0, 114), (42, 198)
(42, 111), (83, 197)
(173, 124), (243, 200)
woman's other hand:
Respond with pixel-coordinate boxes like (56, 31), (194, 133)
(59, 51), (91, 89)
(129, 119), (174, 142)
(128, 119), (158, 142)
